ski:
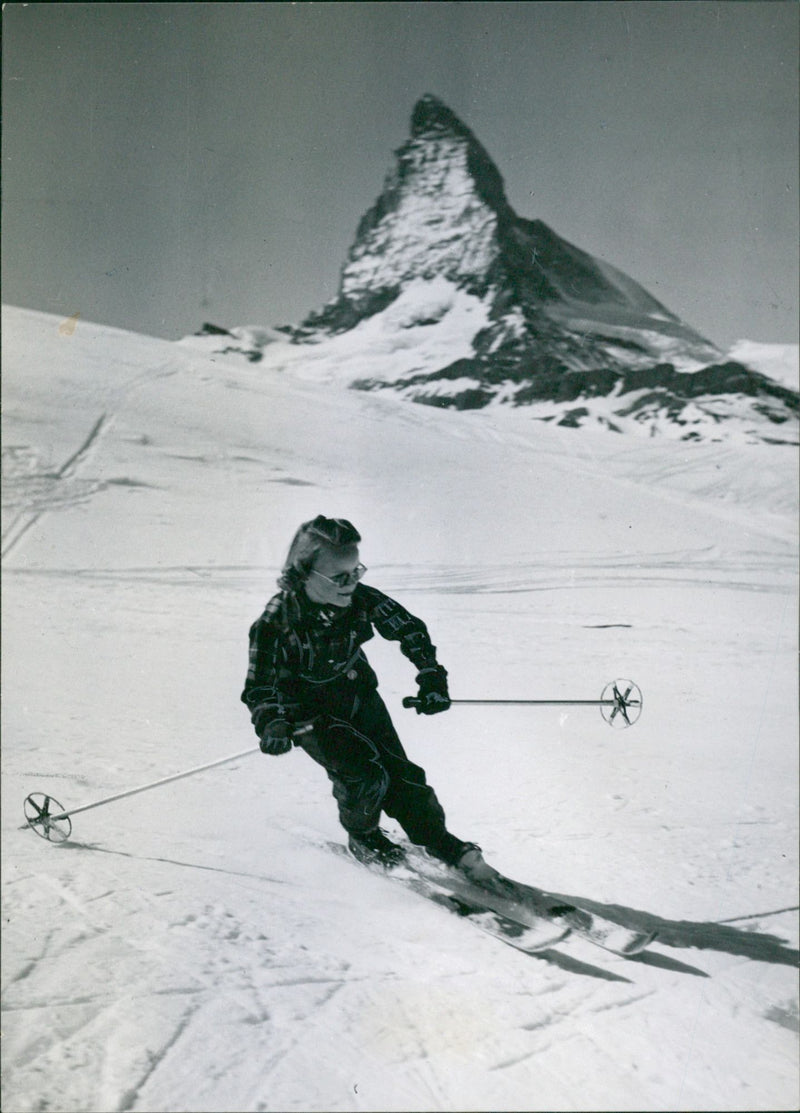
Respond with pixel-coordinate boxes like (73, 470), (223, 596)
(397, 870), (572, 954)
(328, 842), (570, 953)
(404, 850), (656, 957)
(544, 902), (655, 956)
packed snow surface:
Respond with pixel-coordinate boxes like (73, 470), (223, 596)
(2, 305), (798, 1112)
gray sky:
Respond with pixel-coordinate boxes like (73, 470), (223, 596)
(2, 1), (798, 347)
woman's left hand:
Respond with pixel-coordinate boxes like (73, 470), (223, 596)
(416, 690), (451, 715)
(414, 665), (451, 714)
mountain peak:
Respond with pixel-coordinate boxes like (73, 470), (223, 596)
(253, 96), (798, 442)
(410, 94), (474, 140)
(299, 96), (514, 330)
(299, 96), (716, 360)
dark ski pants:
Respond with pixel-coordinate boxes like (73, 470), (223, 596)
(297, 687), (463, 860)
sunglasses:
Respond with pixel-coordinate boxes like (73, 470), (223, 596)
(310, 563), (367, 588)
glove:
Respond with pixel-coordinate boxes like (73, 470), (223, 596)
(414, 665), (451, 715)
(259, 720), (294, 755)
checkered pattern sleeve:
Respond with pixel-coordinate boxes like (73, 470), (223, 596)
(241, 598), (301, 736)
(360, 585), (441, 672)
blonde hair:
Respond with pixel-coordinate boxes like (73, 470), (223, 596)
(278, 516), (361, 590)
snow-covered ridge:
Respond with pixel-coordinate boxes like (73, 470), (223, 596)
(726, 339), (799, 390)
(181, 278), (493, 386)
(180, 275), (799, 446)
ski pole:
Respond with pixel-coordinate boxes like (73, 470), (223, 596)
(405, 698), (616, 707)
(403, 678), (643, 729)
(21, 725), (320, 841)
(20, 745), (263, 842)
(21, 722), (320, 842)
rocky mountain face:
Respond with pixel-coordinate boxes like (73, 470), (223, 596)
(298, 96), (715, 360)
(192, 94), (798, 443)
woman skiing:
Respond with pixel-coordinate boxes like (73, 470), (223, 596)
(241, 515), (494, 880)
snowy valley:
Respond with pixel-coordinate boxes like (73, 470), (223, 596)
(1, 302), (798, 1111)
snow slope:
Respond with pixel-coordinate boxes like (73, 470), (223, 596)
(2, 305), (798, 1112)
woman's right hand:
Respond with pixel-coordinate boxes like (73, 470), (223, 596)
(259, 720), (294, 755)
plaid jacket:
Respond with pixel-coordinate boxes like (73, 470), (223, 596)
(241, 583), (443, 736)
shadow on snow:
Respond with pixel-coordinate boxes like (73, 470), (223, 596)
(539, 887), (799, 968)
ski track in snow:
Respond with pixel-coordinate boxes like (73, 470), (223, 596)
(1, 413), (112, 558)
(2, 307), (798, 1112)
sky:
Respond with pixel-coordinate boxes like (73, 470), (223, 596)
(2, 1), (798, 349)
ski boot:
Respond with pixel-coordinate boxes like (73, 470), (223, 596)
(348, 828), (406, 868)
(454, 843), (504, 887)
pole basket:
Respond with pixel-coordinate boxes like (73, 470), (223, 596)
(600, 680), (643, 728)
(24, 793), (73, 842)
